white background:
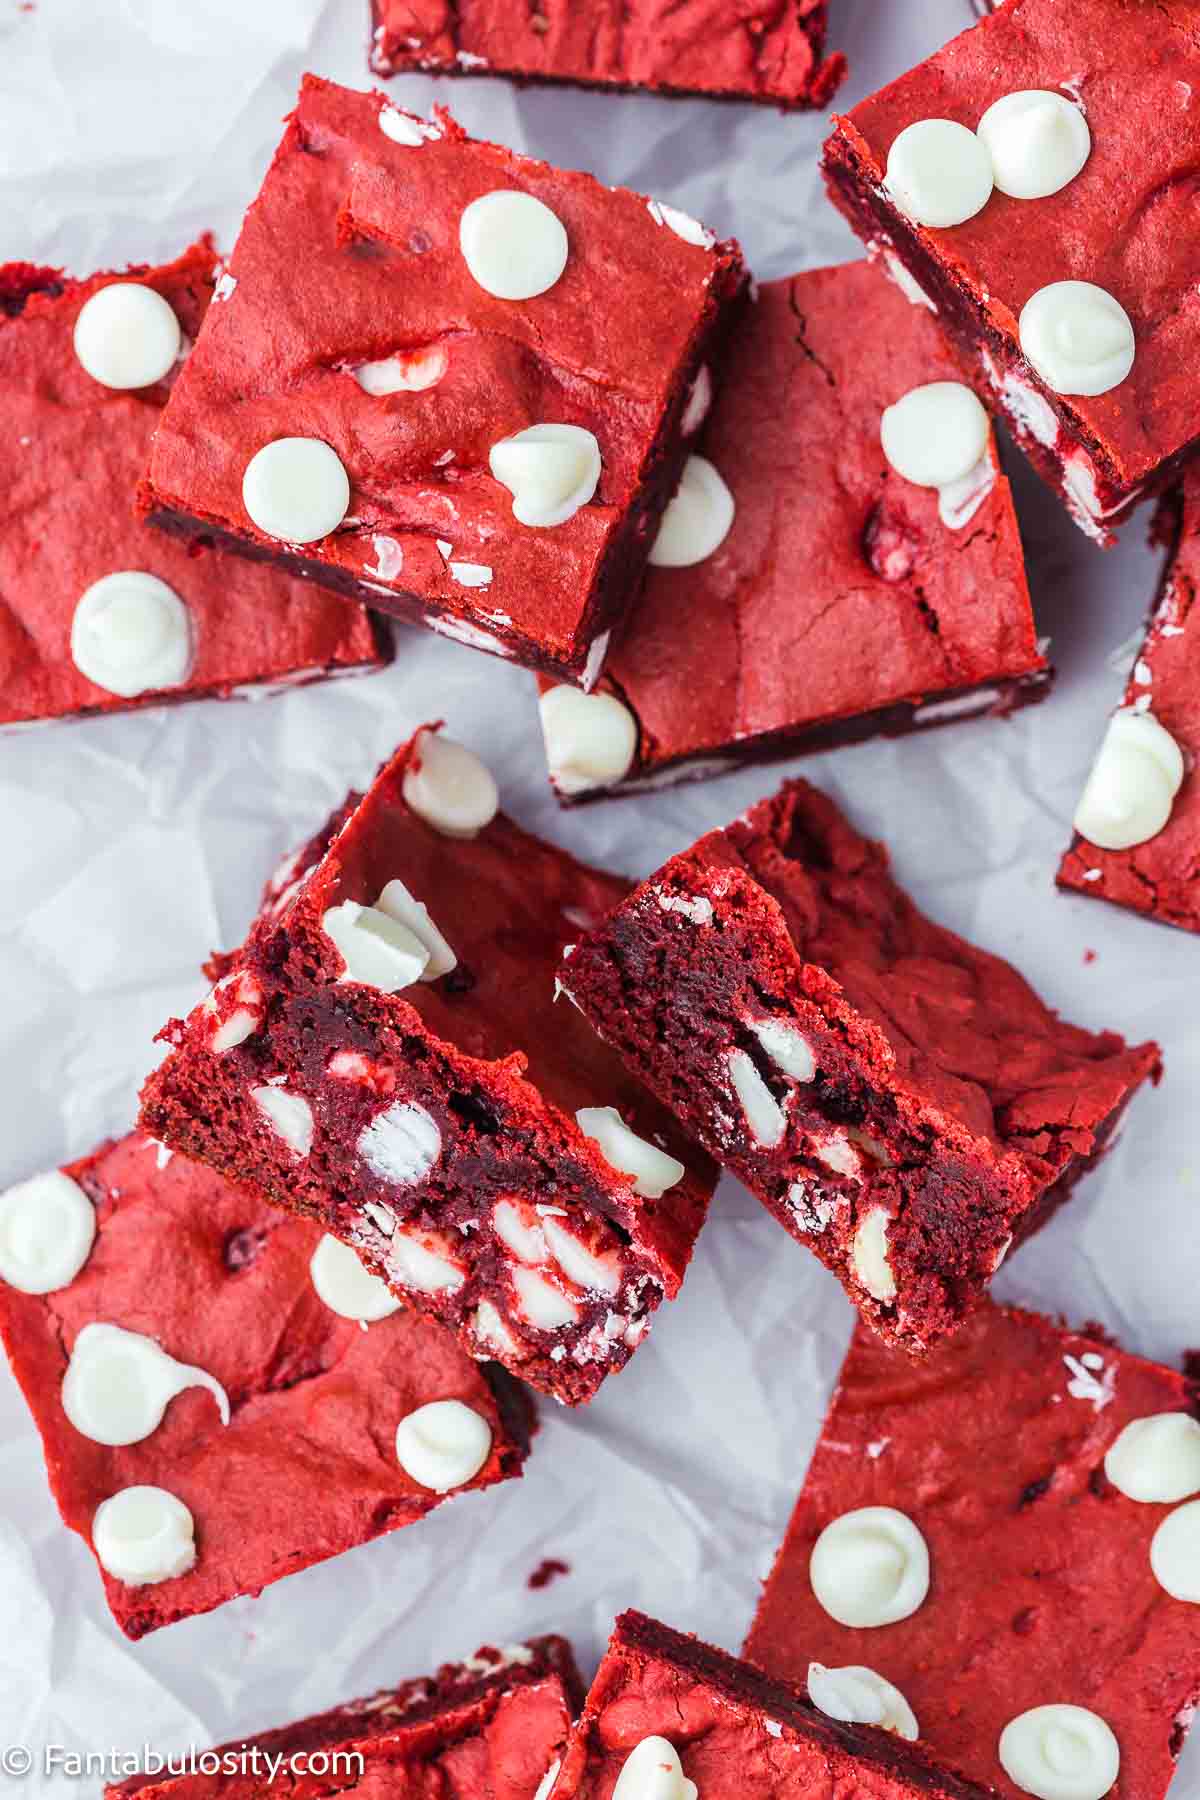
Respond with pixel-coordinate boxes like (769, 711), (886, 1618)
(0, 1), (1197, 1792)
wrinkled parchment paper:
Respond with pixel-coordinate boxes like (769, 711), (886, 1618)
(1, 1), (1198, 1791)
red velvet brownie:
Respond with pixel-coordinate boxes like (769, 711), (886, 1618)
(0, 1131), (533, 1638)
(548, 1610), (992, 1800)
(537, 259), (1047, 801)
(823, 0), (1200, 544)
(746, 1303), (1200, 1800)
(369, 0), (847, 110)
(1058, 477), (1200, 934)
(139, 726), (715, 1407)
(0, 245), (387, 729)
(138, 77), (745, 685)
(107, 1636), (582, 1797)
(559, 779), (1160, 1351)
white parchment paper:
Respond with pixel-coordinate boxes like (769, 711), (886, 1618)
(1, 2), (1198, 1792)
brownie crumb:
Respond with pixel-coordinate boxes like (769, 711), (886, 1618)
(529, 1557), (570, 1590)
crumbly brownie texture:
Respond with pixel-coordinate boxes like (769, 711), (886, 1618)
(0, 244), (387, 728)
(138, 77), (745, 685)
(822, 0), (1200, 544)
(369, 0), (847, 111)
(108, 1636), (582, 1797)
(1058, 479), (1200, 933)
(746, 1304), (1200, 1800)
(139, 729), (714, 1407)
(540, 260), (1047, 800)
(549, 1610), (991, 1800)
(560, 780), (1160, 1351)
(0, 1132), (533, 1638)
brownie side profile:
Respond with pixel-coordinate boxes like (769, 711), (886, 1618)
(0, 1132), (533, 1638)
(369, 0), (848, 111)
(108, 1636), (582, 1796)
(822, 0), (1200, 542)
(139, 728), (714, 1407)
(0, 245), (387, 727)
(1059, 477), (1200, 933)
(560, 780), (1160, 1350)
(139, 77), (746, 683)
(746, 1304), (1200, 1800)
(539, 258), (1048, 801)
(550, 1610), (992, 1800)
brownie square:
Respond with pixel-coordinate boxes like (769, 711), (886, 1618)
(559, 778), (1160, 1351)
(107, 1636), (581, 1797)
(746, 1303), (1200, 1800)
(537, 258), (1048, 801)
(0, 245), (388, 728)
(549, 1610), (991, 1800)
(1059, 475), (1200, 934)
(139, 76), (745, 684)
(0, 1131), (534, 1638)
(368, 0), (847, 111)
(139, 726), (715, 1408)
(822, 0), (1200, 543)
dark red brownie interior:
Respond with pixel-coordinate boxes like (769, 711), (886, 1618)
(0, 1132), (533, 1638)
(543, 258), (1047, 798)
(139, 76), (745, 683)
(108, 1636), (581, 1797)
(747, 1303), (1200, 1800)
(560, 779), (1160, 1351)
(0, 243), (387, 727)
(369, 0), (847, 110)
(551, 1610), (992, 1800)
(140, 728), (714, 1407)
(823, 0), (1200, 541)
(1059, 476), (1200, 934)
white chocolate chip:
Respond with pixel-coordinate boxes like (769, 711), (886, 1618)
(726, 1049), (786, 1148)
(999, 1706), (1121, 1800)
(647, 199), (715, 250)
(0, 1171), (95, 1294)
(512, 1265), (579, 1329)
(539, 687), (638, 795)
(681, 364), (713, 435)
(542, 1216), (621, 1296)
(379, 106), (442, 145)
(1150, 1500), (1200, 1602)
(353, 344), (448, 394)
(1019, 282), (1135, 397)
(309, 1234), (401, 1322)
(403, 729), (500, 838)
(459, 191), (569, 300)
(807, 1664), (919, 1741)
(92, 1486), (196, 1587)
(576, 1105), (684, 1198)
(395, 1399), (492, 1492)
(251, 1084), (314, 1158)
(748, 1019), (816, 1083)
(73, 282), (182, 389)
(71, 571), (193, 698)
(322, 900), (430, 992)
(242, 437), (351, 543)
(884, 119), (994, 228)
(489, 423), (601, 528)
(388, 1229), (465, 1294)
(62, 1323), (230, 1448)
(1074, 709), (1184, 850)
(533, 1762), (561, 1800)
(649, 455), (735, 568)
(358, 1101), (442, 1187)
(977, 90), (1091, 199)
(881, 382), (990, 490)
(852, 1207), (897, 1303)
(376, 879), (457, 979)
(809, 1506), (930, 1627)
(473, 1300), (518, 1357)
(1105, 1414), (1200, 1504)
(449, 561), (493, 588)
(612, 1737), (697, 1800)
(494, 1199), (548, 1265)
